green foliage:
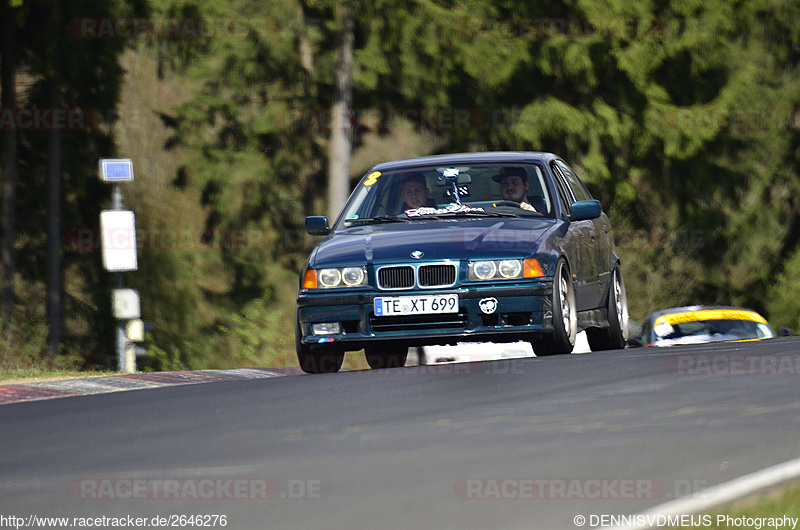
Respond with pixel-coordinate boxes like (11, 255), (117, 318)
(141, 339), (195, 372)
(213, 291), (297, 368)
(5, 0), (800, 369)
(1, 0), (148, 368)
(0, 319), (85, 373)
(506, 0), (800, 322)
(765, 247), (800, 331)
(0, 319), (51, 369)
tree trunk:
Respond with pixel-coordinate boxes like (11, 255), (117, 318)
(327, 0), (354, 219)
(1, 0), (17, 337)
(46, 77), (62, 355)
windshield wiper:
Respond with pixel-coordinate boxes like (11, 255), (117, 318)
(345, 216), (412, 224)
(438, 211), (520, 218)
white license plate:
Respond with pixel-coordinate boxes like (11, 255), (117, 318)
(374, 294), (459, 316)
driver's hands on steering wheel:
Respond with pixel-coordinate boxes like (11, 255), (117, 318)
(519, 201), (537, 212)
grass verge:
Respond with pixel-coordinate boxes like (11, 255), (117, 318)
(0, 368), (116, 384)
(667, 481), (800, 528)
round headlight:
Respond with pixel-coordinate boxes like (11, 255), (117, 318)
(318, 268), (342, 288)
(342, 267), (365, 286)
(473, 261), (497, 280)
(498, 260), (522, 278)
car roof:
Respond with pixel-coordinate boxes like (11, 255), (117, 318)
(367, 151), (559, 172)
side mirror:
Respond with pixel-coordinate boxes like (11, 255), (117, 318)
(779, 326), (793, 337)
(571, 200), (602, 221)
(305, 216), (331, 236)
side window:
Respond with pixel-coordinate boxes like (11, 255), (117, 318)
(556, 160), (593, 202)
(528, 165), (553, 216)
(641, 319), (652, 344)
(349, 174), (398, 218)
(549, 162), (574, 215)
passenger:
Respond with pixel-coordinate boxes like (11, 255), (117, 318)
(492, 167), (538, 212)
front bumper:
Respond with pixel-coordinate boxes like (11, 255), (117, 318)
(297, 282), (554, 352)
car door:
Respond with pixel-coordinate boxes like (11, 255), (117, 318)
(549, 161), (597, 312)
(555, 160), (611, 309)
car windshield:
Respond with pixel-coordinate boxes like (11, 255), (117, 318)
(336, 163), (554, 228)
(653, 315), (776, 343)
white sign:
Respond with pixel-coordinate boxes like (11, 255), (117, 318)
(125, 319), (145, 342)
(99, 158), (134, 182)
(100, 210), (138, 272)
(113, 289), (141, 320)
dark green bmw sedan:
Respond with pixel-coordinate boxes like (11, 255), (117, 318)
(296, 152), (628, 373)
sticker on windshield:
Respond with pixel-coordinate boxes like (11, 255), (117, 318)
(405, 204), (485, 217)
(363, 171), (381, 186)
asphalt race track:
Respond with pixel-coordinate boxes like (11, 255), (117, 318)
(2, 337), (800, 530)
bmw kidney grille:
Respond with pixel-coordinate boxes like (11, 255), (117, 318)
(377, 263), (457, 289)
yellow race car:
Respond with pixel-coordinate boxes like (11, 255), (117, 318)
(629, 306), (789, 347)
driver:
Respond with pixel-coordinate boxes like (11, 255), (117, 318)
(400, 172), (434, 210)
(492, 167), (537, 212)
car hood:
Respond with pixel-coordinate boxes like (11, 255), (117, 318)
(310, 217), (554, 268)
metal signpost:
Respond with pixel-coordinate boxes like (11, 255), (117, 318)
(99, 159), (143, 372)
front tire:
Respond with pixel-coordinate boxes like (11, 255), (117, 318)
(365, 344), (408, 369)
(296, 315), (344, 373)
(297, 350), (345, 374)
(532, 259), (577, 355)
(586, 266), (629, 351)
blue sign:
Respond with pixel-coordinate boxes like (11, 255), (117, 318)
(100, 159), (134, 182)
